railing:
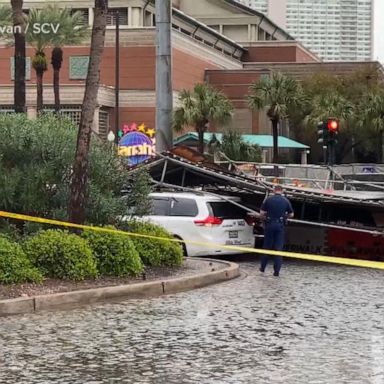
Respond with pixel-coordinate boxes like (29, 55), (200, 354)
(214, 158), (384, 192)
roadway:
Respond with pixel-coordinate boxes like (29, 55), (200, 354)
(0, 256), (383, 384)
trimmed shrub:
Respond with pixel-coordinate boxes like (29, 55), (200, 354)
(23, 230), (98, 280)
(0, 237), (43, 284)
(82, 228), (143, 277)
(0, 114), (151, 226)
(120, 221), (183, 267)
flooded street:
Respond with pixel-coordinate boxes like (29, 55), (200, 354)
(1, 258), (384, 384)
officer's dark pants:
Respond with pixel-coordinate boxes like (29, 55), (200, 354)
(261, 222), (284, 274)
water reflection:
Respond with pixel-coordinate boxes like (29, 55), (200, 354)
(1, 260), (383, 384)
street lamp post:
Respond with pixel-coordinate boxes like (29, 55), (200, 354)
(107, 130), (116, 144)
(115, 10), (120, 145)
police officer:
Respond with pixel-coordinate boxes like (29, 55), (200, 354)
(259, 184), (294, 276)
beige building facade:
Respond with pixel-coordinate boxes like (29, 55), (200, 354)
(236, 0), (374, 61)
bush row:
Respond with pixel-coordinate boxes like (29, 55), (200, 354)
(0, 221), (183, 284)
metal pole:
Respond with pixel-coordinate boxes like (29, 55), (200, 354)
(115, 10), (120, 144)
(155, 0), (173, 152)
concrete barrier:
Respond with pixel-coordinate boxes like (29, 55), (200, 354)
(0, 258), (239, 317)
(163, 261), (239, 294)
(34, 281), (165, 311)
(0, 297), (34, 316)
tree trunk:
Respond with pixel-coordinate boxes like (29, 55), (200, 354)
(36, 69), (44, 114)
(197, 127), (205, 154)
(51, 47), (63, 113)
(69, 0), (108, 224)
(381, 130), (384, 164)
(197, 121), (207, 154)
(11, 0), (26, 113)
(271, 118), (279, 176)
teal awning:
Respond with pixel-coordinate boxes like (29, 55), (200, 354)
(174, 132), (309, 149)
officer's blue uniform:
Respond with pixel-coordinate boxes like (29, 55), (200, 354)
(260, 193), (293, 276)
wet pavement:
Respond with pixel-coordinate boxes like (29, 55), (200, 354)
(1, 256), (384, 384)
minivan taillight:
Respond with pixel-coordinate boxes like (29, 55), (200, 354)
(194, 216), (223, 226)
(245, 215), (256, 226)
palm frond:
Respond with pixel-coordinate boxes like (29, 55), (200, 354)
(173, 83), (233, 133)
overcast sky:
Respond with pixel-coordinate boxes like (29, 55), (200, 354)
(373, 0), (384, 64)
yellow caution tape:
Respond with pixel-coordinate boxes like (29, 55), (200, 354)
(1, 210), (384, 270)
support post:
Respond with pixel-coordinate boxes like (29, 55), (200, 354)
(155, 0), (173, 152)
(115, 10), (120, 144)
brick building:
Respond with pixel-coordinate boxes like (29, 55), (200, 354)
(0, 0), (380, 142)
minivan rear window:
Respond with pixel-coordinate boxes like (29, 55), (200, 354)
(151, 198), (169, 215)
(207, 202), (247, 219)
(170, 198), (198, 217)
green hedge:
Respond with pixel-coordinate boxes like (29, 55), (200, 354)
(120, 221), (183, 267)
(23, 230), (98, 280)
(0, 237), (43, 284)
(82, 228), (143, 277)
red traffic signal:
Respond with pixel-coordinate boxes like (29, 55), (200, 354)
(327, 118), (339, 133)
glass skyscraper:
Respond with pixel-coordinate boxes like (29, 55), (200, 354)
(236, 0), (374, 61)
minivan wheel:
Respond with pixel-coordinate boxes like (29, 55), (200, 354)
(174, 235), (188, 257)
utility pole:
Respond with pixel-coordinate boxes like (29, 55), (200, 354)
(155, 0), (173, 152)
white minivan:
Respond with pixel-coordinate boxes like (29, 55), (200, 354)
(141, 191), (255, 257)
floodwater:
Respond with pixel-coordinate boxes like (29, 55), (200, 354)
(1, 258), (383, 384)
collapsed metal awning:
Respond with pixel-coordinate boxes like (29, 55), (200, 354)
(129, 149), (384, 208)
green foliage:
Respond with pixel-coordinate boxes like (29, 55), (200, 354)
(0, 114), (146, 225)
(42, 6), (90, 48)
(32, 51), (48, 72)
(294, 67), (384, 163)
(0, 237), (43, 284)
(218, 131), (262, 162)
(82, 228), (143, 277)
(26, 8), (55, 52)
(173, 83), (233, 132)
(123, 168), (153, 217)
(0, 6), (12, 30)
(248, 72), (304, 121)
(23, 229), (98, 280)
(26, 6), (88, 53)
(119, 221), (183, 267)
(173, 83), (233, 152)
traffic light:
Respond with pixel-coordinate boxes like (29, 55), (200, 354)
(326, 118), (339, 143)
(317, 121), (328, 144)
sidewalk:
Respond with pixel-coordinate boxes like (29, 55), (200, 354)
(0, 258), (239, 317)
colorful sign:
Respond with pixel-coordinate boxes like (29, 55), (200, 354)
(118, 122), (156, 166)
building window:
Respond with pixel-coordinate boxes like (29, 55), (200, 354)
(98, 110), (110, 140)
(144, 10), (154, 26)
(69, 56), (89, 79)
(0, 105), (15, 113)
(60, 106), (82, 125)
(10, 57), (31, 80)
(44, 105), (81, 123)
(107, 8), (128, 26)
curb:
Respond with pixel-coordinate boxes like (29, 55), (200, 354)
(0, 258), (239, 317)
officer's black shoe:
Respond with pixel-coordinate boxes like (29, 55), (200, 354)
(259, 268), (265, 273)
(273, 271), (279, 277)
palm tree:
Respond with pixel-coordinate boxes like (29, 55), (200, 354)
(306, 93), (355, 163)
(211, 130), (261, 162)
(69, 0), (108, 224)
(10, 0), (26, 113)
(46, 6), (89, 113)
(26, 8), (53, 113)
(358, 91), (384, 162)
(248, 72), (304, 170)
(306, 93), (354, 126)
(173, 83), (233, 154)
